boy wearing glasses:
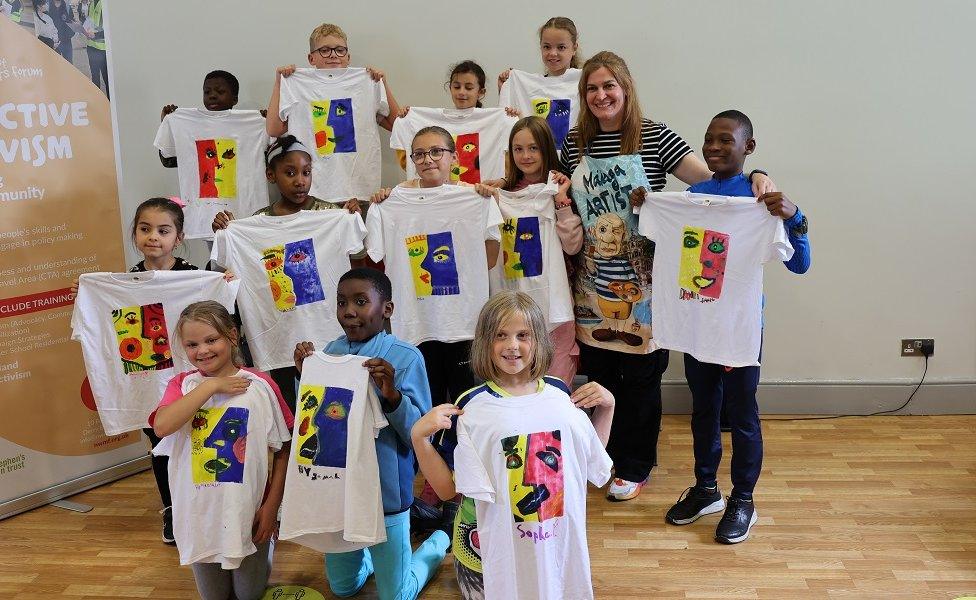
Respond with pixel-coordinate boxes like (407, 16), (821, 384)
(265, 23), (401, 202)
(267, 23), (399, 136)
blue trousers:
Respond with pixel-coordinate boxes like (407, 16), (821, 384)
(684, 353), (763, 500)
(325, 510), (449, 600)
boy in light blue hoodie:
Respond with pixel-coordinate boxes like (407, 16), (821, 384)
(294, 267), (447, 600)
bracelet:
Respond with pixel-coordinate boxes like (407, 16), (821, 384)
(748, 169), (768, 182)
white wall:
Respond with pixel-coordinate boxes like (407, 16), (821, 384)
(104, 0), (976, 410)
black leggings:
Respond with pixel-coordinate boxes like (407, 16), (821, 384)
(142, 428), (171, 508)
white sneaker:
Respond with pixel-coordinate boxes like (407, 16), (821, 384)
(607, 477), (646, 502)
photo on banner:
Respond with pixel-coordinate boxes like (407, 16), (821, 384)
(0, 7), (143, 520)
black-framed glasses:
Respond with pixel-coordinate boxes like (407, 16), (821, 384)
(312, 45), (348, 58)
(409, 147), (452, 163)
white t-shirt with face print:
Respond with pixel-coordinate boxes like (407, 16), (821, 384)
(490, 179), (574, 330)
(453, 380), (612, 600)
(279, 68), (389, 200)
(152, 369), (292, 568)
(498, 68), (581, 150)
(210, 210), (366, 370)
(279, 353), (389, 552)
(154, 109), (271, 240)
(70, 270), (240, 435)
(390, 107), (517, 184)
(637, 191), (793, 367)
(364, 184), (503, 345)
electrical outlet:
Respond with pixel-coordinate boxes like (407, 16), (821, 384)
(901, 338), (934, 357)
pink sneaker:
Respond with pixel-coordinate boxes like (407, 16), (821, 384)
(607, 477), (646, 501)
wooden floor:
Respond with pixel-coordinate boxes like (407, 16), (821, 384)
(2, 415), (975, 599)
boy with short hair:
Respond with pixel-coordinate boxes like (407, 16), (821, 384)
(158, 70), (243, 168)
(294, 267), (448, 600)
(665, 109), (811, 544)
(266, 22), (400, 137)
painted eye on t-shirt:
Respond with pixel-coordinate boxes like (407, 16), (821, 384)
(311, 104), (327, 118)
(335, 105), (347, 116)
(461, 143), (476, 153)
(707, 239), (726, 254)
(205, 148), (217, 159)
(683, 231), (700, 248)
(221, 147), (236, 160)
(535, 445), (561, 471)
(518, 232), (534, 241)
(432, 245), (451, 263)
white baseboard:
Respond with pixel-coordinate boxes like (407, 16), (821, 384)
(661, 381), (975, 415)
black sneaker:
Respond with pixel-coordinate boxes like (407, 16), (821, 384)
(409, 497), (443, 537)
(161, 506), (175, 545)
(665, 485), (725, 525)
(714, 497), (757, 544)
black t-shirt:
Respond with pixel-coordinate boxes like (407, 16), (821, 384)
(129, 257), (198, 272)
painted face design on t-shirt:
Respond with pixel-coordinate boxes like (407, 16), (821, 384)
(405, 231), (460, 297)
(295, 385), (353, 469)
(502, 216), (543, 279)
(195, 138), (237, 198)
(112, 303), (173, 374)
(262, 238), (325, 312)
(310, 98), (357, 155)
(679, 226), (730, 300)
(191, 406), (248, 484)
(451, 132), (481, 184)
(531, 97), (571, 148)
(503, 430), (564, 522)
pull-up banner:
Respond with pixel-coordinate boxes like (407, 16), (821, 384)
(0, 9), (145, 518)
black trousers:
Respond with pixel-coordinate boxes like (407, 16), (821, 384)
(142, 428), (171, 508)
(417, 340), (477, 406)
(268, 366), (298, 415)
(85, 45), (108, 98)
(579, 344), (669, 482)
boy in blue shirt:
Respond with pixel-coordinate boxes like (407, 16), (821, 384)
(665, 110), (811, 544)
(294, 267), (448, 600)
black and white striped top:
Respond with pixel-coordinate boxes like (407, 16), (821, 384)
(558, 119), (694, 192)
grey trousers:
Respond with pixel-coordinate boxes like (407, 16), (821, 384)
(190, 540), (272, 600)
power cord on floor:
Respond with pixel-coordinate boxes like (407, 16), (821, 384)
(761, 354), (930, 422)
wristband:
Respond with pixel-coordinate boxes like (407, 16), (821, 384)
(748, 169), (769, 182)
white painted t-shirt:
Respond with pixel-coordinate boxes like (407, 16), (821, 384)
(453, 382), (612, 600)
(70, 271), (239, 435)
(279, 68), (389, 200)
(637, 191), (793, 367)
(152, 369), (292, 568)
(279, 353), (388, 553)
(389, 107), (517, 184)
(210, 210), (366, 370)
(498, 69), (581, 150)
(153, 108), (271, 240)
(490, 179), (574, 330)
(365, 184), (503, 344)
